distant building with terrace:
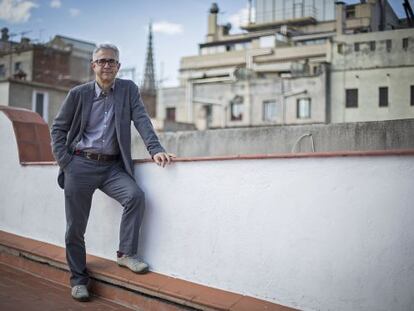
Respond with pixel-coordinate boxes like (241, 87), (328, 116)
(157, 0), (414, 130)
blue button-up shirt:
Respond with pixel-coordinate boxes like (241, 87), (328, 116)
(76, 81), (120, 155)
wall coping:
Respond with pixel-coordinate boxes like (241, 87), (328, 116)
(18, 149), (414, 166)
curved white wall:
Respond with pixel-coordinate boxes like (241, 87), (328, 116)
(1, 112), (413, 311)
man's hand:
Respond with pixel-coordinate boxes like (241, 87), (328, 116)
(153, 152), (176, 167)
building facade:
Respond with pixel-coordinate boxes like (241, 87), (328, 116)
(157, 0), (414, 130)
(0, 79), (68, 127)
(0, 28), (96, 126)
(331, 28), (414, 122)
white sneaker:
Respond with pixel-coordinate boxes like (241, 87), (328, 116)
(71, 284), (90, 302)
(117, 255), (149, 274)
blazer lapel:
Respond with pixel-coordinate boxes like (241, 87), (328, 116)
(80, 82), (95, 134)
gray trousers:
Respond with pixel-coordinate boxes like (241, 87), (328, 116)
(64, 155), (145, 286)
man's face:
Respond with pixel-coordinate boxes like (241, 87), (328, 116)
(91, 49), (120, 84)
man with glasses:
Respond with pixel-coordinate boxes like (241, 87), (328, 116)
(51, 43), (174, 302)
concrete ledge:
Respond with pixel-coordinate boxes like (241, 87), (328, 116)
(0, 230), (296, 311)
(18, 149), (414, 166)
(134, 149), (414, 164)
(133, 119), (414, 158)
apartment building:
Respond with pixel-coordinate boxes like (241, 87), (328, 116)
(0, 28), (95, 126)
(157, 0), (413, 130)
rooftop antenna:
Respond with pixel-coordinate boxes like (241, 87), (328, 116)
(248, 0), (252, 24)
(38, 29), (45, 43)
(14, 30), (32, 41)
(158, 61), (164, 88)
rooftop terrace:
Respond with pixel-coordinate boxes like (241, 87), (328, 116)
(0, 106), (413, 311)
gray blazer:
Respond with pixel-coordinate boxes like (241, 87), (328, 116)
(51, 78), (165, 189)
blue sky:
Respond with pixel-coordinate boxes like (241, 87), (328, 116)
(0, 0), (409, 87)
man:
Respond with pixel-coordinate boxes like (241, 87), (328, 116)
(51, 43), (173, 302)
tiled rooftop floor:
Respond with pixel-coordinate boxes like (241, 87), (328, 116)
(0, 231), (297, 311)
(0, 263), (133, 311)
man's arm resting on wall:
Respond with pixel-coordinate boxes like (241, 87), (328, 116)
(130, 83), (175, 167)
(130, 83), (165, 156)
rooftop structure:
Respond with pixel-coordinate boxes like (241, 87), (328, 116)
(0, 28), (95, 86)
(157, 1), (414, 131)
(0, 28), (96, 126)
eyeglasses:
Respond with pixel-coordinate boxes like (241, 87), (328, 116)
(93, 58), (119, 67)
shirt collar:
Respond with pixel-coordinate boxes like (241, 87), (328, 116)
(94, 80), (115, 98)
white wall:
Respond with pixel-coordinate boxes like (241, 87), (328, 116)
(0, 82), (10, 106)
(1, 112), (414, 311)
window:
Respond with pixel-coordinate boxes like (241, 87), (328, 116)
(36, 93), (44, 116)
(337, 43), (344, 54)
(411, 85), (414, 106)
(354, 42), (360, 52)
(263, 100), (277, 122)
(369, 41), (376, 51)
(379, 87), (388, 107)
(0, 64), (5, 78)
(205, 105), (212, 128)
(230, 95), (243, 121)
(346, 6), (356, 18)
(14, 62), (21, 73)
(293, 1), (304, 18)
(386, 39), (392, 52)
(297, 98), (311, 119)
(166, 107), (176, 121)
(32, 91), (48, 122)
(346, 89), (358, 108)
(403, 38), (409, 50)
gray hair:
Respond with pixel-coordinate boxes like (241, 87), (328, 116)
(92, 43), (120, 61)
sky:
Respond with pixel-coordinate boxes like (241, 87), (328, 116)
(0, 0), (410, 87)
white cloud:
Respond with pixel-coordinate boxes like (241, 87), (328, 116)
(227, 5), (256, 29)
(0, 0), (38, 23)
(50, 0), (61, 8)
(69, 8), (80, 17)
(152, 21), (183, 35)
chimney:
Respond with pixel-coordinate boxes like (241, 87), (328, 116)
(379, 0), (385, 31)
(1, 27), (9, 41)
(207, 3), (219, 42)
(335, 2), (346, 35)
